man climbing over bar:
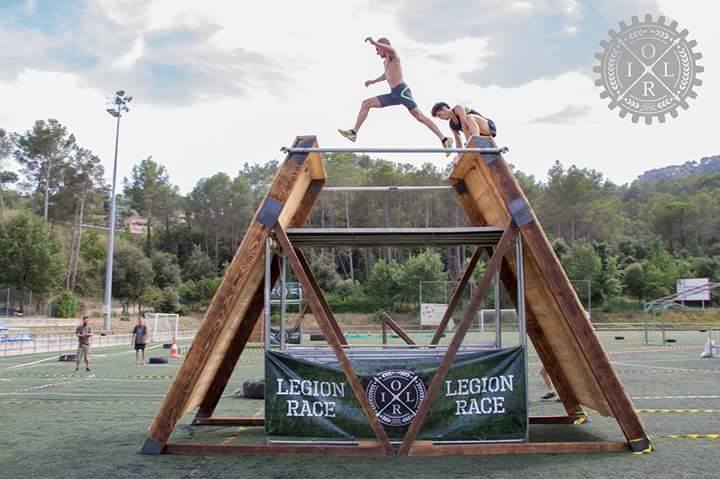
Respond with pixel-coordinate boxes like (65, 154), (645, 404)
(431, 102), (497, 148)
(338, 37), (453, 155)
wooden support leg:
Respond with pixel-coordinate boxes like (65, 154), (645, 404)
(194, 257), (280, 419)
(273, 226), (394, 455)
(430, 247), (484, 345)
(381, 312), (416, 346)
(398, 224), (517, 456)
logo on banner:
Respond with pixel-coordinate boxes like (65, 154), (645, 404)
(594, 14), (702, 124)
(366, 370), (426, 426)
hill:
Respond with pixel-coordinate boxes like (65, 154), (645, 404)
(637, 155), (720, 183)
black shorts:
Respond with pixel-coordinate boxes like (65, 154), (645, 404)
(134, 343), (146, 351)
(377, 83), (418, 110)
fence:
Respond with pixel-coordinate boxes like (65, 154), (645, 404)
(0, 329), (196, 357)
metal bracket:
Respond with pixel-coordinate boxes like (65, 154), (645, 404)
(452, 180), (468, 195)
(289, 137), (315, 164)
(257, 197), (283, 228)
(508, 197), (533, 226)
(140, 438), (165, 455)
(628, 436), (653, 454)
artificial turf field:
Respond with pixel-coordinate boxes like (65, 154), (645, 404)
(1, 330), (719, 479)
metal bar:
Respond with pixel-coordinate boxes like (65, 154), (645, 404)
(280, 254), (287, 351)
(494, 261), (501, 348)
(430, 247), (485, 345)
(380, 313), (416, 346)
(281, 146), (509, 154)
(264, 239), (272, 350)
(273, 226), (393, 454)
(516, 237), (526, 346)
(399, 224), (517, 456)
(323, 186), (452, 192)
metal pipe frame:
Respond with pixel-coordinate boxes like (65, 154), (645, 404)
(281, 146), (509, 155)
(323, 186), (452, 192)
(264, 239), (272, 350)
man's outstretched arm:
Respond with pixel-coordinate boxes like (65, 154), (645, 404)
(365, 73), (386, 87)
(365, 37), (396, 56)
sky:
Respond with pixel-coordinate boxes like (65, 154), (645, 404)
(0, 0), (717, 193)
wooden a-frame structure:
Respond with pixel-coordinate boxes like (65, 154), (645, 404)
(141, 135), (651, 456)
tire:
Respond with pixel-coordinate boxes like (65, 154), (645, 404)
(162, 343), (173, 349)
(149, 356), (169, 364)
(58, 353), (77, 362)
(243, 378), (265, 399)
(614, 336), (625, 340)
(310, 334), (325, 341)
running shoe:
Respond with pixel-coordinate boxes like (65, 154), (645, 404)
(338, 128), (357, 142)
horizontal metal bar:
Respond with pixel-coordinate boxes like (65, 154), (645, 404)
(285, 226), (505, 247)
(280, 146), (509, 154)
(323, 186), (452, 192)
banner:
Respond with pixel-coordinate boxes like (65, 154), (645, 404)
(265, 346), (527, 441)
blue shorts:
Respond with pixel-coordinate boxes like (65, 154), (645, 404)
(377, 83), (418, 111)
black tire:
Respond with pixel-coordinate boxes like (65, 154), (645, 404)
(162, 343), (173, 349)
(243, 378), (265, 399)
(58, 353), (77, 362)
(310, 334), (325, 341)
(665, 338), (677, 343)
(149, 356), (169, 364)
(614, 336), (625, 340)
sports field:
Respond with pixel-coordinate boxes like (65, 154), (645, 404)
(1, 331), (718, 479)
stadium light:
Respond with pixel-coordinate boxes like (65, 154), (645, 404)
(102, 90), (132, 334)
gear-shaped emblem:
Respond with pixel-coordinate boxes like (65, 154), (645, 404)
(594, 14), (703, 124)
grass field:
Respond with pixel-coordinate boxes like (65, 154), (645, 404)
(1, 330), (719, 479)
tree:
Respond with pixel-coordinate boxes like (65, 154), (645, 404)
(622, 263), (645, 303)
(151, 250), (181, 289)
(12, 119), (76, 222)
(57, 147), (106, 291)
(366, 260), (402, 308)
(123, 158), (176, 254)
(187, 173), (233, 264)
(182, 245), (216, 281)
(0, 213), (65, 309)
(310, 252), (342, 292)
(111, 242), (153, 315)
(0, 128), (17, 219)
(397, 250), (445, 302)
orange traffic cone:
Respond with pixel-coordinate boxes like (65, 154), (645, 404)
(170, 338), (179, 358)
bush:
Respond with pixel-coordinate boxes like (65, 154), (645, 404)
(326, 292), (386, 314)
(159, 287), (180, 313)
(51, 290), (80, 318)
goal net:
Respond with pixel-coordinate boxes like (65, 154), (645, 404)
(145, 313), (180, 343)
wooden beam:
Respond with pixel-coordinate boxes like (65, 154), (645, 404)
(429, 246), (485, 345)
(407, 441), (629, 457)
(293, 247), (348, 346)
(450, 177), (583, 417)
(273, 226), (394, 455)
(142, 136), (323, 455)
(165, 441), (386, 456)
(398, 224), (517, 456)
(467, 136), (648, 448)
(191, 417), (265, 427)
(380, 312), (416, 345)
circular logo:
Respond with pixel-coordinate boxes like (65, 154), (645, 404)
(594, 14), (703, 124)
(366, 370), (426, 427)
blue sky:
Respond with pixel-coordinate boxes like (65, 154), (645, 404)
(0, 0), (716, 192)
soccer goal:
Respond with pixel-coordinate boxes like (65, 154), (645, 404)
(145, 313), (180, 343)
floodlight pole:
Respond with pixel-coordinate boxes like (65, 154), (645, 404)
(102, 91), (131, 334)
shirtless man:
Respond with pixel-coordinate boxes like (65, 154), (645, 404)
(431, 102), (497, 148)
(339, 37), (453, 154)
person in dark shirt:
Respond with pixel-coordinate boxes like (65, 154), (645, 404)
(430, 102), (497, 150)
(131, 317), (148, 365)
(75, 316), (92, 372)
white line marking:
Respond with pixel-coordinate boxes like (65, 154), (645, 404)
(633, 395), (720, 400)
(4, 355), (60, 370)
(612, 361), (685, 370)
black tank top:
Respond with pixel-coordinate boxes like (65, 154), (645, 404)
(449, 107), (496, 137)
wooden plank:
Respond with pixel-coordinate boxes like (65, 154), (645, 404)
(142, 136), (323, 454)
(191, 417), (265, 426)
(452, 159), (608, 414)
(195, 178), (325, 419)
(380, 313), (416, 345)
(430, 246), (484, 345)
(461, 135), (648, 445)
(165, 441), (386, 456)
(408, 441), (629, 457)
(274, 226), (394, 455)
(398, 224), (517, 456)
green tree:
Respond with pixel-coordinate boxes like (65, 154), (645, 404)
(366, 260), (402, 307)
(12, 119), (76, 222)
(622, 263), (645, 303)
(151, 250), (182, 289)
(182, 245), (216, 281)
(309, 252), (342, 292)
(0, 213), (65, 309)
(0, 128), (17, 219)
(112, 242), (153, 315)
(398, 250), (445, 303)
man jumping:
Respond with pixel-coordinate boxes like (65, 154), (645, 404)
(339, 37), (453, 155)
